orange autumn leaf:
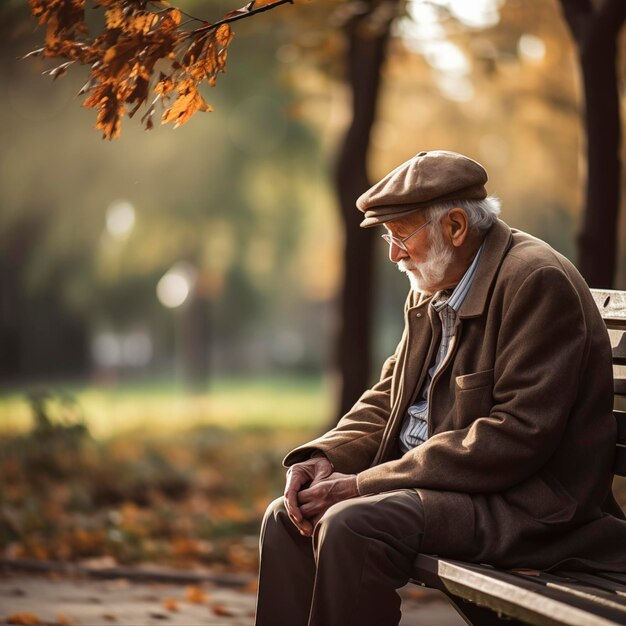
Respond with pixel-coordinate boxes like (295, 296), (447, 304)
(155, 73), (175, 96)
(211, 604), (235, 617)
(126, 12), (158, 34)
(56, 613), (73, 625)
(185, 585), (209, 604)
(45, 16), (62, 49)
(7, 614), (42, 626)
(161, 80), (212, 128)
(104, 6), (124, 29)
(182, 36), (209, 70)
(103, 39), (143, 78)
(402, 587), (429, 600)
(83, 82), (124, 139)
(30, 0), (87, 42)
(163, 598), (179, 612)
(160, 7), (182, 30)
(215, 24), (234, 47)
(171, 536), (205, 558)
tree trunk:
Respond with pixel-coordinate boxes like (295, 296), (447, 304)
(560, 0), (626, 288)
(332, 1), (395, 424)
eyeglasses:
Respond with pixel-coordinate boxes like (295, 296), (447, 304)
(381, 219), (432, 251)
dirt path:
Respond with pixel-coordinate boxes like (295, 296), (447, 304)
(0, 572), (465, 625)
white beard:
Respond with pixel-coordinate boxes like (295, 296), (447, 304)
(397, 225), (454, 294)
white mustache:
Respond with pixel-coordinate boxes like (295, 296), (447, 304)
(397, 260), (417, 272)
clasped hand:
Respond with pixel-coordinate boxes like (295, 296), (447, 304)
(283, 456), (359, 537)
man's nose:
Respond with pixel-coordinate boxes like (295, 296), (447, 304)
(389, 242), (408, 263)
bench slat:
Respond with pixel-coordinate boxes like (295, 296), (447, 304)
(503, 570), (626, 616)
(540, 572), (626, 607)
(554, 571), (626, 598)
(614, 379), (626, 396)
(593, 290), (626, 329)
(599, 572), (626, 585)
(541, 580), (626, 614)
(412, 555), (625, 626)
(608, 329), (626, 364)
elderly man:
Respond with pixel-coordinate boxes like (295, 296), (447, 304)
(254, 150), (626, 626)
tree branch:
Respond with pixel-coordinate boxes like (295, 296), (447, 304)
(189, 0), (294, 36)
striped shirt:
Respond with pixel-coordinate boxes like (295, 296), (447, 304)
(398, 243), (484, 454)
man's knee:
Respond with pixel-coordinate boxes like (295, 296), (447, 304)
(314, 491), (424, 551)
(263, 496), (287, 522)
(260, 496), (291, 540)
(318, 497), (363, 530)
(314, 498), (377, 549)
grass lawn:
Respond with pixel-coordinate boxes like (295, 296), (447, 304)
(0, 375), (331, 438)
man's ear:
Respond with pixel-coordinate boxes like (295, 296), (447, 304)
(444, 208), (470, 248)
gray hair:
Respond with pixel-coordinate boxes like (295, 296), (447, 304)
(424, 196), (501, 233)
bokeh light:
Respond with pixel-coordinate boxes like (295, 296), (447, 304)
(156, 263), (197, 309)
(518, 34), (546, 62)
(105, 199), (136, 240)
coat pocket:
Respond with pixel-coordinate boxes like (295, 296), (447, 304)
(455, 368), (494, 391)
(454, 369), (494, 425)
(503, 472), (578, 525)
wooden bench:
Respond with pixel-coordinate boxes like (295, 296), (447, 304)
(410, 288), (626, 626)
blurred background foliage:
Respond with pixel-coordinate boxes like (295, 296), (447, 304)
(1, 0), (625, 567)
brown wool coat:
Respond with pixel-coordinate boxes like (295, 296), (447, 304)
(285, 219), (626, 572)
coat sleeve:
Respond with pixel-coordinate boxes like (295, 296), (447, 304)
(356, 265), (593, 495)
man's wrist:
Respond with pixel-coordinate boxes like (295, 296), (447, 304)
(310, 451), (334, 470)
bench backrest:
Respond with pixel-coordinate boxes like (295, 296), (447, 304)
(591, 288), (626, 477)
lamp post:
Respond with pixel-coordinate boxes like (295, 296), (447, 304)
(156, 262), (209, 388)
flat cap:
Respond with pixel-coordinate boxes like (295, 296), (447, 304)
(357, 150), (488, 227)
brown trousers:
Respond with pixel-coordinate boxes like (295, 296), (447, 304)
(255, 490), (425, 626)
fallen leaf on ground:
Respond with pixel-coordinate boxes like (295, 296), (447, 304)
(101, 614), (117, 622)
(79, 556), (117, 569)
(185, 585), (208, 604)
(148, 612), (170, 620)
(7, 614), (41, 625)
(8, 588), (26, 597)
(103, 578), (130, 590)
(163, 598), (179, 612)
(402, 588), (429, 600)
(211, 604), (235, 617)
(56, 613), (73, 625)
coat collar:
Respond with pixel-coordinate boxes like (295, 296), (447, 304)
(458, 218), (513, 319)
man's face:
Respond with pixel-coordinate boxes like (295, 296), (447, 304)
(384, 213), (454, 294)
